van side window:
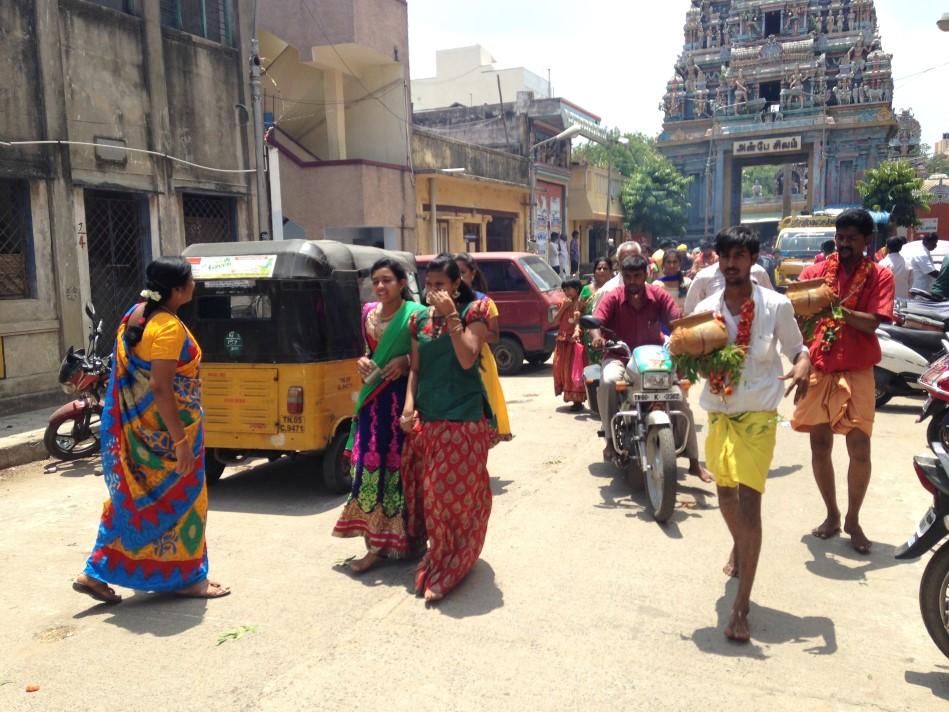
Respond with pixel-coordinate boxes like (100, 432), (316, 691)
(505, 263), (530, 292)
(479, 261), (530, 292)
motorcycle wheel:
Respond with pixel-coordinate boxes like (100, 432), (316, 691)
(918, 542), (949, 659)
(322, 429), (353, 494)
(586, 382), (600, 417)
(873, 368), (893, 408)
(645, 426), (677, 523)
(43, 413), (100, 461)
(926, 409), (949, 454)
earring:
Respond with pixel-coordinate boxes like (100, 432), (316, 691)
(452, 289), (460, 299)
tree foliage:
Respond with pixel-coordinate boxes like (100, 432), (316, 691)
(621, 157), (692, 238)
(574, 132), (691, 238)
(925, 152), (949, 177)
(856, 160), (930, 228)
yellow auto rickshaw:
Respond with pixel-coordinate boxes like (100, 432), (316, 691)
(180, 239), (419, 491)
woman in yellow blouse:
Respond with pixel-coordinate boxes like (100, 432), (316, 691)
(454, 253), (512, 443)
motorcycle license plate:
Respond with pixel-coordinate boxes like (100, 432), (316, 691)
(904, 507), (937, 549)
(632, 392), (681, 403)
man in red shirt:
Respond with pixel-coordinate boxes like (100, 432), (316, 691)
(591, 255), (710, 481)
(791, 208), (895, 554)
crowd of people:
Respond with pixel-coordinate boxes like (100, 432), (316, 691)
(69, 207), (917, 640)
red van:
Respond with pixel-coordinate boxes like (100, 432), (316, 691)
(416, 252), (564, 375)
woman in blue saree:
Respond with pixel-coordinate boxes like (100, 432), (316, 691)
(333, 259), (426, 573)
(73, 257), (229, 603)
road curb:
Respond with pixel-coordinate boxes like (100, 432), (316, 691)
(0, 433), (49, 471)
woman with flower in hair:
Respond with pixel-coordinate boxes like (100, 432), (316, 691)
(401, 254), (494, 603)
(73, 257), (229, 604)
(333, 258), (426, 573)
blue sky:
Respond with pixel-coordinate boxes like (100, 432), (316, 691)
(408, 0), (948, 149)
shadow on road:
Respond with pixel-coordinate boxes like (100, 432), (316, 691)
(40, 457), (103, 478)
(800, 534), (902, 582)
(435, 561), (503, 619)
(491, 478), (513, 496)
(334, 558), (417, 596)
(73, 592), (208, 637)
(688, 580), (837, 658)
(209, 456), (344, 516)
(904, 668), (949, 701)
(768, 463), (802, 478)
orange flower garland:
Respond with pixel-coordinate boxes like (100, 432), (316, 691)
(706, 297), (755, 397)
(806, 252), (873, 353)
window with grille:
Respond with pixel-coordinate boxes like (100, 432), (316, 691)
(183, 193), (237, 245)
(0, 179), (34, 300)
(160, 0), (235, 46)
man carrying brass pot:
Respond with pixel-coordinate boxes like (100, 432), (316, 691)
(690, 225), (810, 643)
(791, 208), (895, 555)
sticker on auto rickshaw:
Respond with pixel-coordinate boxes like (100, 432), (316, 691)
(225, 331), (244, 357)
(188, 255), (277, 280)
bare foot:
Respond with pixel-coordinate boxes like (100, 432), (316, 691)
(73, 574), (122, 604)
(690, 464), (714, 483)
(724, 608), (751, 643)
(175, 579), (231, 598)
(811, 515), (841, 540)
(844, 520), (872, 554)
(423, 587), (444, 604)
(349, 552), (381, 574)
(722, 547), (739, 578)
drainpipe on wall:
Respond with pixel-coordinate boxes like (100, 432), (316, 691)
(250, 37), (270, 240)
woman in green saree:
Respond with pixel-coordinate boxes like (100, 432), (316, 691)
(332, 259), (425, 573)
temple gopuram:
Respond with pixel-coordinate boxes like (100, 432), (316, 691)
(657, 0), (900, 243)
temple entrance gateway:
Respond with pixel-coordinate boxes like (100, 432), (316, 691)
(730, 148), (812, 228)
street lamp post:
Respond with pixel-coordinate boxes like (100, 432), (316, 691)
(528, 124), (582, 263)
(603, 133), (629, 252)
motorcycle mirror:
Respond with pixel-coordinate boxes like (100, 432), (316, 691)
(579, 315), (602, 330)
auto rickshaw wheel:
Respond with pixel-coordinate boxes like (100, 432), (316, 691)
(205, 450), (227, 485)
(322, 430), (353, 494)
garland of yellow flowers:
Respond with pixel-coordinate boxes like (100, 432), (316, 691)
(800, 252), (874, 353)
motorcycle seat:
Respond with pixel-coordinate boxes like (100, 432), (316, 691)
(879, 324), (947, 362)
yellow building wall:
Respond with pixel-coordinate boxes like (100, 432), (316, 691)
(416, 176), (529, 254)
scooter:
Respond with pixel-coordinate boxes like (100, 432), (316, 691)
(583, 363), (601, 417)
(895, 450), (949, 659)
(874, 324), (946, 408)
(580, 315), (690, 522)
(45, 304), (110, 461)
(918, 349), (949, 455)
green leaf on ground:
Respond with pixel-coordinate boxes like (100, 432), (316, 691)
(217, 624), (258, 646)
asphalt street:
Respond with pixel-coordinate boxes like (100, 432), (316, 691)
(0, 363), (947, 711)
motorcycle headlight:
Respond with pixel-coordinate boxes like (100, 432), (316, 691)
(642, 372), (672, 390)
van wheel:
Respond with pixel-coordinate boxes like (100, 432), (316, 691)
(526, 352), (551, 366)
(493, 337), (524, 376)
(205, 450), (226, 485)
(322, 429), (353, 494)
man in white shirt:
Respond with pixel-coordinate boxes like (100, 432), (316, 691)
(909, 233), (940, 296)
(690, 225), (810, 644)
(683, 259), (775, 314)
(877, 236), (911, 301)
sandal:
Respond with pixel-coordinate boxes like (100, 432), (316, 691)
(72, 579), (122, 604)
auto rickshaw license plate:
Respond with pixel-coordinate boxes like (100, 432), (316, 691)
(633, 392), (681, 402)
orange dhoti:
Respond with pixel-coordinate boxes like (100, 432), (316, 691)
(791, 367), (875, 437)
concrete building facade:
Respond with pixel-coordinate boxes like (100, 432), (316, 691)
(412, 45), (551, 112)
(258, 0), (415, 250)
(0, 0), (256, 411)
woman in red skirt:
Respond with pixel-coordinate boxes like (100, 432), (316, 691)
(552, 277), (587, 411)
(401, 254), (494, 603)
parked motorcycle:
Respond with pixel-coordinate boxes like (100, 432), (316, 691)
(580, 315), (690, 522)
(583, 363), (601, 417)
(895, 451), (949, 658)
(919, 349), (949, 455)
(874, 324), (946, 407)
(45, 305), (110, 461)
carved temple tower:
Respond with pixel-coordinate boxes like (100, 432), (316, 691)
(657, 0), (899, 242)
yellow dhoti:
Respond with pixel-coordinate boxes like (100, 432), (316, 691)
(705, 411), (778, 494)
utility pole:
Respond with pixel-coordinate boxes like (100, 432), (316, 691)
(250, 37), (271, 240)
(604, 142), (613, 250)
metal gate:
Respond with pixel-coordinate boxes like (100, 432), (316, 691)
(183, 193), (236, 245)
(84, 190), (148, 352)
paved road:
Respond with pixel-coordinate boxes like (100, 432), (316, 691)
(0, 364), (947, 711)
